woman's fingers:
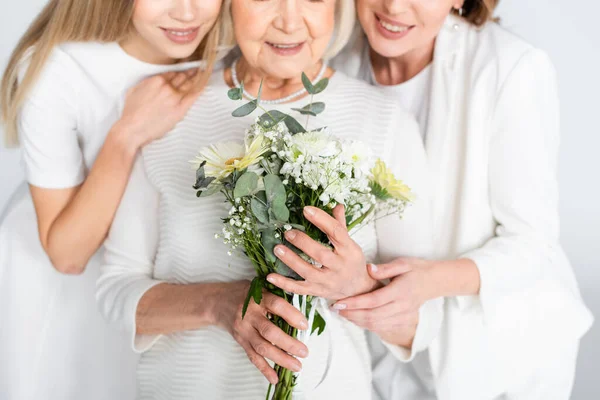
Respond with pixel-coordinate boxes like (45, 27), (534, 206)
(339, 302), (401, 326)
(280, 230), (338, 269)
(332, 204), (347, 228)
(169, 71), (190, 90)
(332, 281), (397, 311)
(303, 206), (350, 248)
(262, 293), (309, 331)
(248, 328), (303, 373)
(238, 339), (279, 384)
(367, 259), (413, 280)
(266, 273), (322, 297)
(273, 244), (324, 281)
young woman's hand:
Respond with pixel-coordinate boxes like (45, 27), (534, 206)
(117, 69), (201, 150)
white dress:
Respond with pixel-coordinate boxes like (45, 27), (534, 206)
(96, 69), (426, 399)
(0, 42), (199, 400)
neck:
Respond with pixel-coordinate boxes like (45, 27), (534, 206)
(119, 33), (176, 65)
(371, 39), (435, 86)
(234, 58), (325, 101)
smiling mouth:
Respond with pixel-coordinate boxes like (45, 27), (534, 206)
(266, 42), (303, 49)
(376, 15), (414, 34)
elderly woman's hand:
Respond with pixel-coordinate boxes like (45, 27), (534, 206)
(332, 258), (434, 348)
(266, 205), (379, 301)
(213, 281), (309, 385)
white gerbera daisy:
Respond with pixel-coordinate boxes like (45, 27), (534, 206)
(191, 135), (268, 179)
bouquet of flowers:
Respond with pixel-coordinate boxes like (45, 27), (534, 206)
(191, 74), (414, 400)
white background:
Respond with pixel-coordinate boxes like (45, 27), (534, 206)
(0, 1), (598, 398)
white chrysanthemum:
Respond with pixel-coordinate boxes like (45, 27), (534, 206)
(289, 130), (339, 159)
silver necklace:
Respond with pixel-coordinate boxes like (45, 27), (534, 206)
(231, 58), (327, 105)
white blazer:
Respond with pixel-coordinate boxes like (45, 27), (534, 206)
(333, 15), (594, 400)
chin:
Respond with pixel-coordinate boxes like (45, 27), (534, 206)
(370, 39), (409, 59)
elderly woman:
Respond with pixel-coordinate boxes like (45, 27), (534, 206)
(268, 1), (594, 400)
(96, 0), (425, 398)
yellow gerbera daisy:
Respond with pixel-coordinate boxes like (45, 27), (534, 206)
(370, 159), (415, 202)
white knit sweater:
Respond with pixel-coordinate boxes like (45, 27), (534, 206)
(97, 69), (423, 399)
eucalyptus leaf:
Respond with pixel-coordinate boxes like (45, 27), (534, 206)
(258, 110), (288, 129)
(251, 196), (269, 224)
(274, 259), (302, 280)
(291, 102), (325, 117)
(271, 201), (290, 222)
(289, 224), (306, 232)
(264, 175), (287, 206)
(301, 72), (315, 94)
(261, 228), (282, 264)
(242, 277), (264, 319)
(196, 182), (221, 198)
(232, 100), (258, 117)
(284, 116), (307, 134)
(227, 87), (242, 101)
(233, 172), (259, 198)
(312, 78), (329, 95)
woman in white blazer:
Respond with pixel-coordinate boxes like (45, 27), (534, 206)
(269, 1), (594, 399)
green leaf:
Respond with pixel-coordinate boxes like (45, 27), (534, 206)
(196, 182), (221, 198)
(261, 228), (282, 264)
(274, 259), (301, 280)
(227, 87), (242, 101)
(312, 312), (326, 335)
(291, 102), (325, 117)
(301, 72), (315, 95)
(271, 201), (290, 222)
(264, 175), (287, 206)
(284, 116), (307, 134)
(233, 172), (259, 198)
(251, 195), (269, 224)
(312, 78), (329, 95)
(242, 277), (264, 319)
(258, 110), (288, 129)
(232, 100), (258, 117)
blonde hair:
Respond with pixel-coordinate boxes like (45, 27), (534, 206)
(221, 0), (355, 60)
(0, 0), (224, 147)
(456, 0), (500, 26)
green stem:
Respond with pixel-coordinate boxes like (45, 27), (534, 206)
(305, 94), (313, 129)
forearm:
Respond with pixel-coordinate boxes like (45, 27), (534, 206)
(45, 125), (140, 272)
(425, 258), (481, 299)
(136, 282), (223, 335)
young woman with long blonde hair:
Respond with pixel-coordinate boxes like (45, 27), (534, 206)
(0, 1), (229, 398)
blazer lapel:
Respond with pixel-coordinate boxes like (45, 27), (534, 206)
(424, 15), (465, 187)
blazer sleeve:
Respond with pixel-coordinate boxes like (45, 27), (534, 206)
(96, 156), (165, 353)
(458, 48), (568, 317)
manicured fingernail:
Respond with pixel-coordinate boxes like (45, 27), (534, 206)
(274, 246), (285, 256)
(298, 348), (308, 358)
(299, 320), (308, 330)
(332, 303), (347, 310)
(369, 263), (378, 273)
(267, 276), (276, 284)
(285, 230), (297, 240)
(270, 376), (279, 385)
(304, 207), (316, 216)
(292, 361), (302, 372)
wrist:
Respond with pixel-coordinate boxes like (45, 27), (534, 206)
(426, 258), (480, 298)
(108, 120), (143, 159)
